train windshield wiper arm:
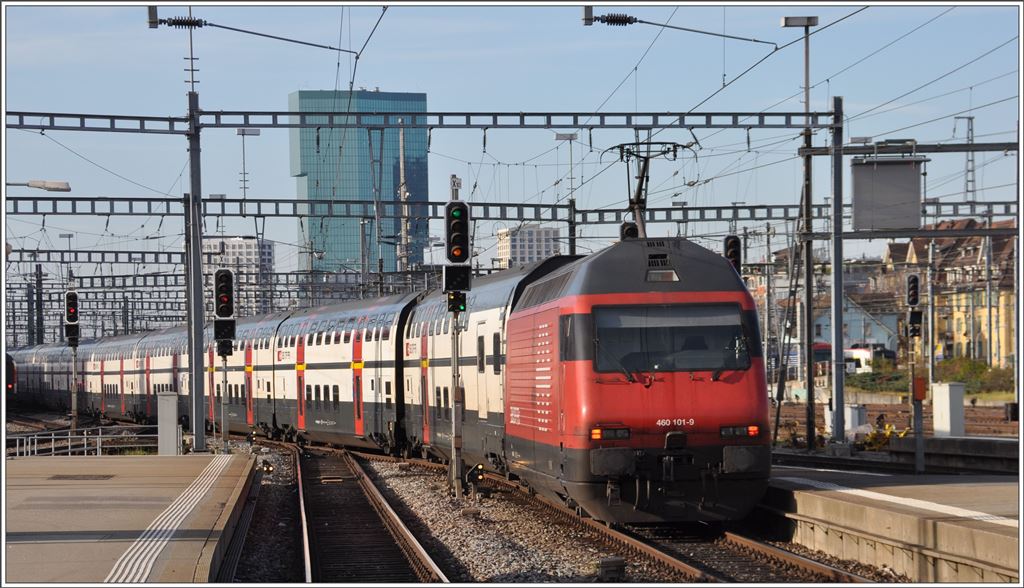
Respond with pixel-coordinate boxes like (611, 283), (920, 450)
(594, 338), (634, 383)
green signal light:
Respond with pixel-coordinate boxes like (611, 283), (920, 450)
(451, 208), (463, 218)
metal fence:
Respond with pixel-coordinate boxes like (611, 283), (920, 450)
(6, 425), (180, 457)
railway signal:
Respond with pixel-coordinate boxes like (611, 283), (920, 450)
(214, 269), (235, 318)
(64, 291), (79, 345)
(907, 309), (923, 338)
(619, 221), (639, 240)
(724, 235), (742, 273)
(444, 201), (470, 264)
(465, 463), (485, 486)
(905, 274), (920, 307)
(447, 291), (467, 313)
(443, 264), (471, 293)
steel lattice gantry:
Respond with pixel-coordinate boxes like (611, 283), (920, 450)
(5, 195), (1017, 224)
(7, 109), (836, 133)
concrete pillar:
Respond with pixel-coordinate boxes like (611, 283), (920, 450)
(158, 391), (180, 455)
(932, 382), (965, 437)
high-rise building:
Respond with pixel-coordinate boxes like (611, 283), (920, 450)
(495, 224), (561, 268)
(289, 89), (428, 273)
(200, 236), (275, 316)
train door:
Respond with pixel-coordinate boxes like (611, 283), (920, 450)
(476, 321), (488, 421)
(295, 336), (306, 432)
(119, 355), (126, 416)
(352, 320), (365, 436)
(419, 323), (430, 446)
(144, 353), (152, 420)
(245, 342), (254, 427)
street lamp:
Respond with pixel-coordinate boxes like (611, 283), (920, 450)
(6, 180), (71, 192)
(782, 14), (818, 451)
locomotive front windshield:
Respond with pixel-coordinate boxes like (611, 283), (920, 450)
(594, 304), (751, 374)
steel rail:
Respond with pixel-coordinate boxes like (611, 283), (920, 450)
(344, 452), (449, 583)
(292, 445), (313, 583)
(723, 531), (872, 582)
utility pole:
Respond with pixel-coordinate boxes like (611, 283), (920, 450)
(955, 116), (977, 201)
(985, 211), (994, 365)
(969, 285), (976, 359)
(829, 96), (845, 443)
(26, 283), (36, 347)
(796, 19), (817, 451)
(398, 119), (411, 277)
(927, 239), (935, 386)
(186, 90), (207, 452)
(764, 223), (773, 371)
(35, 264), (44, 345)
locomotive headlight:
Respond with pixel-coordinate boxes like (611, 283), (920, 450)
(721, 425), (761, 438)
(590, 427), (630, 440)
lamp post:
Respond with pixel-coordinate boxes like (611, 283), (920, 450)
(782, 15), (818, 451)
(6, 180), (71, 192)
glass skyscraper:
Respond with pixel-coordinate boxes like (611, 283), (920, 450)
(290, 89), (428, 273)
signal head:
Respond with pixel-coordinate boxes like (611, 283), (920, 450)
(444, 201), (471, 264)
(64, 291), (80, 325)
(214, 269), (235, 318)
(906, 274), (920, 307)
(447, 291), (467, 313)
(723, 235), (742, 273)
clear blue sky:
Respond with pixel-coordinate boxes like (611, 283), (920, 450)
(4, 2), (1020, 274)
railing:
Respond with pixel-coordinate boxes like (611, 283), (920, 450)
(6, 425), (180, 457)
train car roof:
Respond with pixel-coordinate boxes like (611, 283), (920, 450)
(416, 256), (583, 316)
(515, 238), (747, 311)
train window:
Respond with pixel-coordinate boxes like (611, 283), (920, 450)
(382, 325), (390, 341)
(215, 384), (221, 401)
(385, 381), (392, 408)
(332, 385), (339, 410)
(307, 334), (314, 346)
(477, 336), (485, 372)
(266, 381), (270, 393)
(443, 317), (449, 335)
(493, 333), (502, 374)
(434, 386), (441, 419)
(366, 328), (374, 343)
(315, 332), (323, 346)
(333, 332), (341, 344)
(315, 385), (321, 409)
(305, 384), (312, 408)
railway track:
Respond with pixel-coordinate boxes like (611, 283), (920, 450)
(353, 453), (865, 582)
(297, 447), (447, 583)
(621, 524), (871, 583)
(493, 478), (869, 582)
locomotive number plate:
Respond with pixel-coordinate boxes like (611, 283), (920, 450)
(656, 418), (695, 426)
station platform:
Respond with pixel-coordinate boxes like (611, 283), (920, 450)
(5, 453), (256, 583)
(761, 464), (1019, 582)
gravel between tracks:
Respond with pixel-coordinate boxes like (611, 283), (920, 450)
(233, 442), (304, 583)
(365, 460), (689, 583)
(762, 540), (911, 582)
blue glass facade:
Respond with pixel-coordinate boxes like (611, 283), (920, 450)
(290, 90), (428, 273)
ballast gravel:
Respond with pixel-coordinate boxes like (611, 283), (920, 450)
(364, 461), (687, 583)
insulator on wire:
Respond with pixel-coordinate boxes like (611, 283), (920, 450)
(164, 16), (205, 29)
(601, 13), (637, 26)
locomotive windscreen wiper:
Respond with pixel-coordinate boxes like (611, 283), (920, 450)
(594, 337), (635, 383)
